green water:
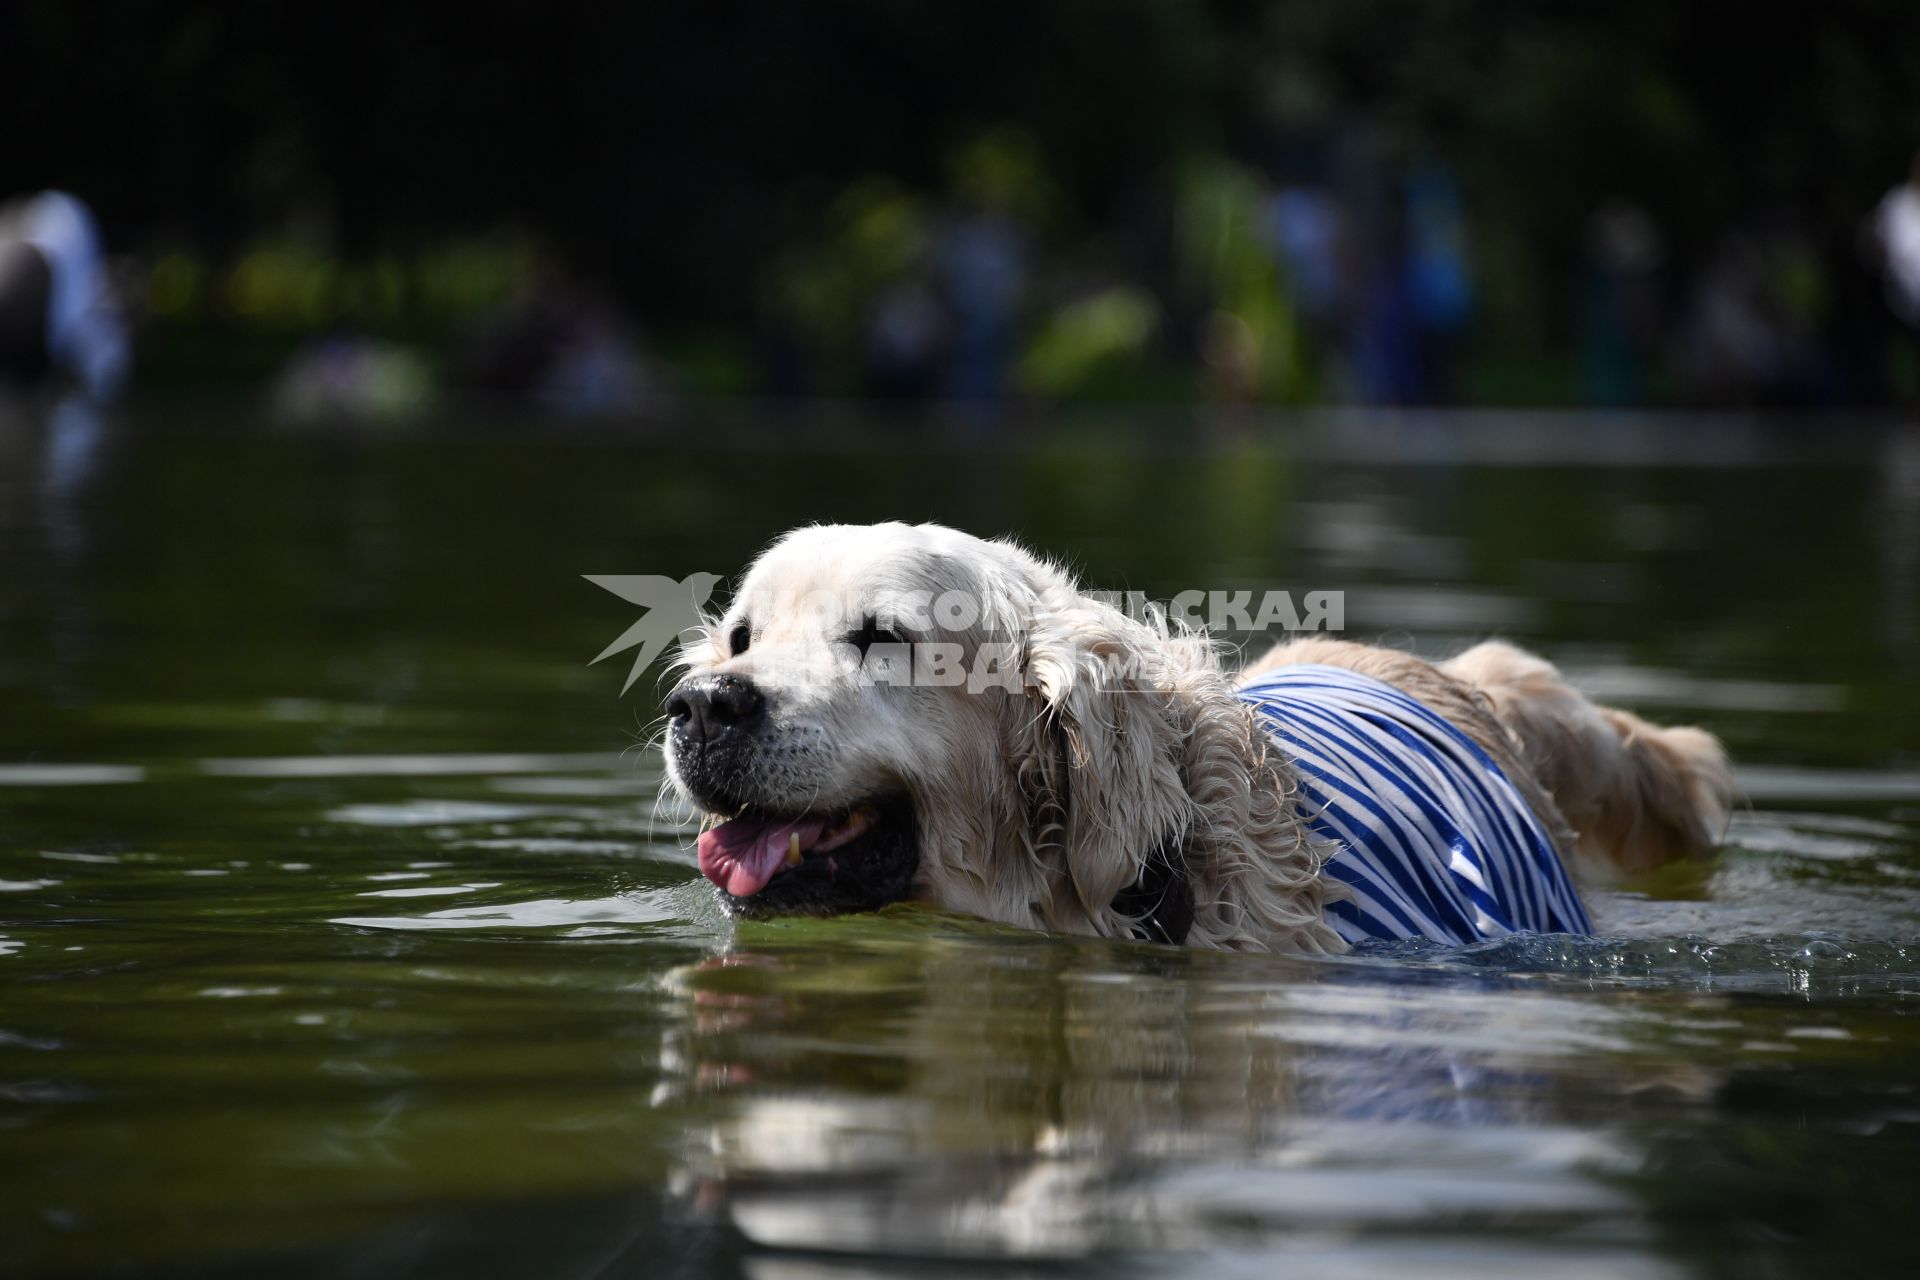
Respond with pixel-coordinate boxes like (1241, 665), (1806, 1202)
(3, 404), (1919, 1278)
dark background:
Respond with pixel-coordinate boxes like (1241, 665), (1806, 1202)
(7, 0), (1920, 407)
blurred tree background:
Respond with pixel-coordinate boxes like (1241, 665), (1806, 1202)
(6, 0), (1919, 408)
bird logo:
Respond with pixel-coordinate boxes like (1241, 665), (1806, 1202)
(585, 572), (724, 694)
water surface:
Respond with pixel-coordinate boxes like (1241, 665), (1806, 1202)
(2, 404), (1918, 1277)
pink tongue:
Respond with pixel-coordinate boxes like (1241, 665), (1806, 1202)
(697, 814), (830, 897)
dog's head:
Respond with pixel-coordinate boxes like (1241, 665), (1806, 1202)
(662, 522), (1232, 937)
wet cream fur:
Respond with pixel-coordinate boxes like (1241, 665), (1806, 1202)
(670, 522), (1735, 952)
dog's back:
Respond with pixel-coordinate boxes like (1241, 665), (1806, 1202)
(1240, 662), (1596, 945)
(1244, 637), (1734, 887)
(1440, 641), (1735, 881)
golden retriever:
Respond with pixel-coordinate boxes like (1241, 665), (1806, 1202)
(663, 522), (1733, 952)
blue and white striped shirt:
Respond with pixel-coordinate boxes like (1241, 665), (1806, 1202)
(1239, 664), (1592, 946)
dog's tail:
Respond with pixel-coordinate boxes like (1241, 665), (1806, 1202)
(1441, 641), (1736, 879)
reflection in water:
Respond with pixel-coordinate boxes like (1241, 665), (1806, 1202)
(1, 394), (116, 711)
(1884, 423), (1920, 663)
(198, 751), (626, 777)
(40, 395), (109, 521)
(0, 762), (144, 785)
(332, 888), (693, 932)
(654, 935), (1723, 1273)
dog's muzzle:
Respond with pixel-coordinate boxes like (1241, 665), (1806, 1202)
(666, 674), (767, 810)
(667, 674), (765, 746)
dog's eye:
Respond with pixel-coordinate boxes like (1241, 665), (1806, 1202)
(845, 614), (906, 659)
(728, 622), (751, 656)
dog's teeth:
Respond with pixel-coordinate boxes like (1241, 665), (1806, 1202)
(786, 833), (802, 866)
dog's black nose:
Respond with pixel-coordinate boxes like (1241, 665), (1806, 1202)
(666, 674), (767, 745)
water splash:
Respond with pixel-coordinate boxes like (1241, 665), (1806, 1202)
(1351, 931), (1920, 996)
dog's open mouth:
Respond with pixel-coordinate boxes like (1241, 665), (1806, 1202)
(695, 796), (918, 917)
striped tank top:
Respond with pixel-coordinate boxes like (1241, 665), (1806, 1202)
(1238, 664), (1593, 946)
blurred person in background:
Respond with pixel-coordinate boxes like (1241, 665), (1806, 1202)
(1402, 165), (1474, 404)
(448, 269), (665, 418)
(1348, 167), (1474, 407)
(0, 191), (129, 401)
(1873, 150), (1920, 396)
(1580, 201), (1665, 407)
(861, 275), (948, 403)
(1674, 233), (1805, 407)
(935, 206), (1027, 408)
(934, 134), (1037, 412)
(1266, 172), (1355, 395)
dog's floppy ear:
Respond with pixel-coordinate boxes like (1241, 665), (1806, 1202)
(1010, 601), (1195, 931)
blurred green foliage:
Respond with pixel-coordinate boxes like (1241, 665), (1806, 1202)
(6, 1), (1919, 402)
